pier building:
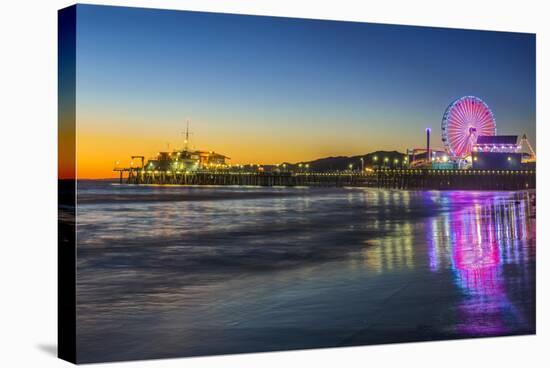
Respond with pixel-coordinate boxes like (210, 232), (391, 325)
(472, 135), (522, 170)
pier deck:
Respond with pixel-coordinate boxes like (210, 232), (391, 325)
(114, 168), (535, 190)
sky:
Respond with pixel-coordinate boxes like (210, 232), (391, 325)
(72, 4), (536, 179)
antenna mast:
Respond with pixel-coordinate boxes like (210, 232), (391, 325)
(183, 119), (192, 152)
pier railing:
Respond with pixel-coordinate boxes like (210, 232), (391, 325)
(114, 168), (535, 190)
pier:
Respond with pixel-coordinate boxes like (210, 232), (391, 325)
(114, 168), (535, 190)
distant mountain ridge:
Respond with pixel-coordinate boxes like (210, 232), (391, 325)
(283, 150), (407, 171)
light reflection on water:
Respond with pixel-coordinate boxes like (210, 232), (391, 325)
(434, 195), (534, 335)
(75, 181), (535, 363)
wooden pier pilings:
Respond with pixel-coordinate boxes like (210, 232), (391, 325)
(116, 168), (535, 190)
(370, 169), (535, 190)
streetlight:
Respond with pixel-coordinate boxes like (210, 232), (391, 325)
(384, 157), (389, 168)
(349, 163), (353, 171)
(360, 157), (364, 173)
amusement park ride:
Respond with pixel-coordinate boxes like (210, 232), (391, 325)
(408, 96), (536, 169)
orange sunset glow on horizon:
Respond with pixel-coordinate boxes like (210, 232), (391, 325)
(74, 115), (420, 179)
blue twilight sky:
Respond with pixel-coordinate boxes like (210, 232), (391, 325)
(74, 4), (535, 174)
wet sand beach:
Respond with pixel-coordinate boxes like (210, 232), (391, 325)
(75, 181), (535, 363)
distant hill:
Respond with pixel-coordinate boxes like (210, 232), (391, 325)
(285, 150), (407, 171)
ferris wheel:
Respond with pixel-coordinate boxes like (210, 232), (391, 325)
(441, 96), (497, 159)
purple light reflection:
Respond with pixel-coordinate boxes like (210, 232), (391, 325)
(428, 191), (534, 336)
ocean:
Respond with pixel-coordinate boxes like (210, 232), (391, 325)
(75, 181), (536, 363)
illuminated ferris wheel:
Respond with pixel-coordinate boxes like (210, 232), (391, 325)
(441, 96), (497, 159)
